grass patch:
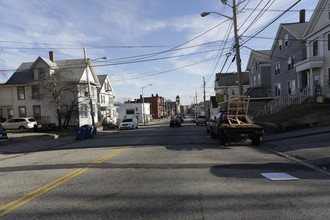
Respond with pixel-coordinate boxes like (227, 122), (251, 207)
(258, 103), (330, 124)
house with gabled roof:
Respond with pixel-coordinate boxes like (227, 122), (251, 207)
(97, 75), (117, 124)
(270, 10), (308, 97)
(245, 50), (271, 97)
(295, 0), (330, 99)
(0, 51), (114, 128)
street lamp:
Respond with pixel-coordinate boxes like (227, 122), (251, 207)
(83, 47), (107, 134)
(201, 0), (243, 96)
(141, 84), (152, 125)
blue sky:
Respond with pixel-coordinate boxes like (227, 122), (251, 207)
(0, 0), (319, 105)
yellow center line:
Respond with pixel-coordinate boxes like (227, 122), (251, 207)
(0, 127), (164, 217)
(0, 146), (127, 217)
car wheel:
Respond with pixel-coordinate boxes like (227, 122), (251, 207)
(19, 126), (26, 130)
(252, 137), (262, 146)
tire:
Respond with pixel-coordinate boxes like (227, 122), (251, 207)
(210, 130), (216, 139)
(219, 132), (226, 145)
(19, 126), (26, 130)
(252, 137), (262, 146)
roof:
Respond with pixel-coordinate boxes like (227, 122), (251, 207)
(282, 22), (309, 39)
(270, 22), (308, 57)
(97, 75), (107, 86)
(215, 72), (249, 87)
(6, 58), (99, 86)
(303, 0), (327, 38)
(251, 50), (271, 64)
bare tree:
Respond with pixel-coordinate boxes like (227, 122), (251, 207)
(39, 68), (81, 129)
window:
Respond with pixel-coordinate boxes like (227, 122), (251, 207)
(126, 109), (135, 115)
(328, 3), (330, 20)
(328, 68), (330, 85)
(275, 62), (281, 75)
(231, 89), (235, 95)
(288, 55), (295, 70)
(275, 83), (281, 96)
(255, 62), (258, 70)
(81, 104), (88, 118)
(288, 80), (296, 95)
(257, 74), (261, 85)
(278, 39), (282, 51)
(38, 68), (46, 80)
(18, 106), (26, 118)
(33, 105), (41, 121)
(328, 34), (330, 50)
(17, 86), (25, 100)
(32, 86), (40, 99)
(284, 34), (289, 47)
(313, 40), (318, 56)
(253, 76), (256, 86)
(8, 109), (13, 119)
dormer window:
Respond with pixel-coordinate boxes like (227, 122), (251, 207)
(38, 68), (46, 80)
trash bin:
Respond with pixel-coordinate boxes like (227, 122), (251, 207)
(76, 127), (87, 140)
(85, 126), (94, 139)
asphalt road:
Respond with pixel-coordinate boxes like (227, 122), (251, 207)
(0, 119), (329, 219)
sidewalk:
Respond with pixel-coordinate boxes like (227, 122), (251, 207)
(263, 125), (330, 174)
(263, 124), (330, 142)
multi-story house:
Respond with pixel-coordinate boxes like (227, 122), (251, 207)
(0, 51), (115, 128)
(214, 72), (250, 110)
(270, 10), (308, 97)
(245, 50), (271, 97)
(214, 72), (250, 100)
(296, 0), (330, 98)
(97, 75), (117, 124)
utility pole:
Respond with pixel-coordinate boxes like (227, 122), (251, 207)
(83, 47), (96, 134)
(201, 0), (243, 96)
(232, 0), (243, 96)
(203, 77), (206, 111)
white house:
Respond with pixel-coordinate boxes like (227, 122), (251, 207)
(295, 0), (330, 98)
(117, 103), (151, 123)
(0, 51), (115, 128)
(97, 75), (117, 124)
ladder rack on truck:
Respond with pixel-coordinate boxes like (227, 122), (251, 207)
(226, 95), (252, 126)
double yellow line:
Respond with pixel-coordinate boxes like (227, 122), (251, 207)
(0, 146), (128, 217)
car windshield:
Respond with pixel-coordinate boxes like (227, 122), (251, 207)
(122, 119), (132, 122)
(28, 118), (36, 122)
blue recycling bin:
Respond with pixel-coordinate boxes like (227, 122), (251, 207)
(85, 126), (94, 139)
(76, 127), (87, 140)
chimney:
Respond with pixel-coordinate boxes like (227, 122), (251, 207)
(49, 51), (55, 62)
(300, 9), (306, 23)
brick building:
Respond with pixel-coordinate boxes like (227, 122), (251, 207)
(134, 93), (165, 119)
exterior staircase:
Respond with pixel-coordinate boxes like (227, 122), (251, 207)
(251, 88), (310, 119)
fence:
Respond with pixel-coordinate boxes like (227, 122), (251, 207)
(251, 88), (310, 119)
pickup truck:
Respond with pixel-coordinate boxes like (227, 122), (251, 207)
(209, 112), (264, 146)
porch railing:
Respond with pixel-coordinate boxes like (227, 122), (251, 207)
(251, 87), (310, 119)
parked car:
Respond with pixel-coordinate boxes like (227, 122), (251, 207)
(206, 114), (217, 133)
(0, 125), (8, 140)
(119, 118), (138, 130)
(177, 115), (184, 123)
(0, 118), (37, 130)
(170, 116), (181, 127)
(196, 115), (207, 126)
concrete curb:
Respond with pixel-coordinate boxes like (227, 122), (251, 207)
(263, 145), (330, 176)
